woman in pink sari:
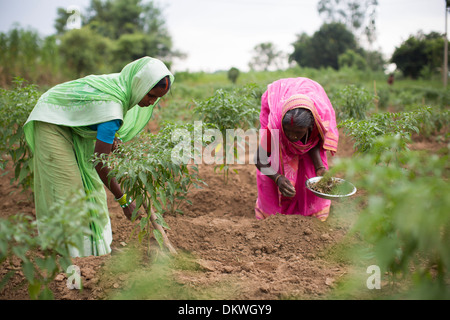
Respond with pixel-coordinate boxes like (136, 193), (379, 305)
(255, 78), (338, 221)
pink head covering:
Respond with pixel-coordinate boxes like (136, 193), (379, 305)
(262, 77), (338, 156)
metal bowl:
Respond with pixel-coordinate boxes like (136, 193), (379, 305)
(305, 176), (357, 200)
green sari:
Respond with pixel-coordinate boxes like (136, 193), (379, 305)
(24, 57), (174, 257)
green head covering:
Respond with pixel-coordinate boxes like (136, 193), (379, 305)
(24, 56), (174, 151)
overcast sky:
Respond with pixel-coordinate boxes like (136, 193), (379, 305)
(0, 0), (447, 72)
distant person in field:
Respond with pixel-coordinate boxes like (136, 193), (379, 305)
(254, 78), (339, 221)
(387, 74), (394, 85)
(23, 57), (174, 257)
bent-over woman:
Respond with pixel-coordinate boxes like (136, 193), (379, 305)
(255, 77), (338, 221)
(24, 56), (174, 257)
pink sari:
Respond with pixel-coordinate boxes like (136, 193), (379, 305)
(255, 78), (339, 221)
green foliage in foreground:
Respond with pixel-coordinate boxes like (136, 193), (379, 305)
(101, 247), (236, 300)
(96, 122), (208, 252)
(0, 190), (102, 300)
(331, 135), (450, 299)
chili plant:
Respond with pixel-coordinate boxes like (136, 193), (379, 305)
(0, 190), (101, 300)
(97, 121), (207, 253)
(404, 104), (450, 139)
(334, 84), (377, 121)
(330, 135), (450, 298)
(194, 84), (261, 131)
(339, 106), (432, 156)
(193, 84), (261, 181)
(0, 77), (40, 191)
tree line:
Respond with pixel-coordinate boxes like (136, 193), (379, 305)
(0, 0), (179, 86)
(0, 0), (448, 86)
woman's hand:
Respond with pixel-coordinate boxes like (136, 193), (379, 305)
(122, 201), (137, 221)
(111, 137), (122, 153)
(276, 175), (296, 198)
(316, 167), (327, 177)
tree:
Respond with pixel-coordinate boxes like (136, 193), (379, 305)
(364, 50), (385, 72)
(391, 31), (447, 79)
(227, 67), (240, 84)
(40, 35), (62, 82)
(290, 23), (357, 70)
(54, 7), (84, 35)
(59, 27), (112, 77)
(0, 26), (43, 84)
(289, 33), (314, 69)
(317, 0), (378, 46)
(85, 0), (144, 39)
(55, 0), (180, 74)
(338, 49), (367, 70)
(111, 31), (173, 71)
(248, 42), (285, 71)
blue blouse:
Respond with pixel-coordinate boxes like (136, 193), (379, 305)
(89, 119), (121, 144)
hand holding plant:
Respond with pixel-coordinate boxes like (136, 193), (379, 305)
(122, 201), (137, 221)
(111, 136), (122, 153)
(95, 122), (207, 255)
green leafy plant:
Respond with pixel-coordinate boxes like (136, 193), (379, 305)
(330, 135), (450, 298)
(0, 77), (40, 191)
(339, 106), (432, 155)
(404, 104), (450, 139)
(227, 67), (240, 84)
(98, 122), (207, 254)
(0, 190), (101, 300)
(194, 84), (261, 133)
(193, 84), (261, 181)
(334, 84), (377, 121)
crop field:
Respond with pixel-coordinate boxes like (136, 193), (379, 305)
(0, 67), (449, 300)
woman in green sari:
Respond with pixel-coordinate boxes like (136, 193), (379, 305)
(23, 56), (174, 257)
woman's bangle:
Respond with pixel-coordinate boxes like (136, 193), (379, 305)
(315, 166), (326, 174)
(116, 193), (132, 208)
(274, 174), (282, 186)
(121, 198), (132, 208)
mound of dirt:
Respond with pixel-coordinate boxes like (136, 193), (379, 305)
(164, 165), (351, 299)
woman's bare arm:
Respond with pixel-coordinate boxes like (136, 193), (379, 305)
(308, 143), (327, 176)
(94, 139), (135, 220)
